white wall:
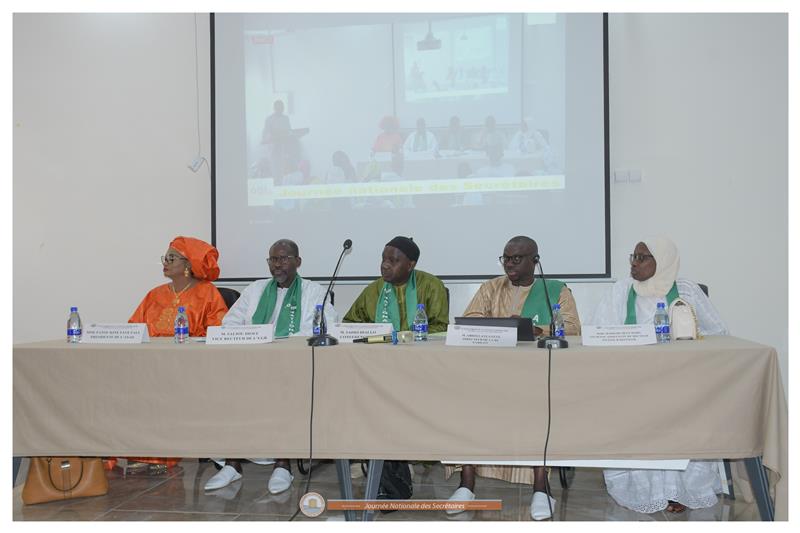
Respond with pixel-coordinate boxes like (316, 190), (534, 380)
(13, 13), (212, 341)
(607, 13), (788, 390)
(13, 13), (788, 392)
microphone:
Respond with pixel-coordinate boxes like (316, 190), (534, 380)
(535, 256), (569, 349)
(307, 239), (352, 347)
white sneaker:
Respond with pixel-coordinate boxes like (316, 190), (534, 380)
(350, 462), (364, 479)
(204, 465), (242, 491)
(446, 486), (475, 515)
(268, 467), (294, 494)
(530, 491), (556, 520)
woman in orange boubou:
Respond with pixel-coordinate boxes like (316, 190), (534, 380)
(122, 236), (228, 471)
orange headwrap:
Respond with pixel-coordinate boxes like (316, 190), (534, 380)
(379, 115), (399, 131)
(169, 236), (221, 281)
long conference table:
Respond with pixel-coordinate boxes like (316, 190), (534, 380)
(13, 335), (787, 521)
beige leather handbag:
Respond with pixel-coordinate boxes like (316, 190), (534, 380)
(22, 457), (108, 505)
(668, 298), (699, 340)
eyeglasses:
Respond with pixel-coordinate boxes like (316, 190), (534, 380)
(267, 256), (297, 266)
(629, 253), (655, 264)
(498, 255), (532, 266)
(161, 254), (186, 265)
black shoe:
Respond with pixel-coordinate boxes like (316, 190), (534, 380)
(377, 489), (398, 514)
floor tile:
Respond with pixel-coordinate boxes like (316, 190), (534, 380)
(663, 497), (760, 522)
(12, 459), (768, 522)
(99, 510), (238, 521)
(233, 513), (298, 521)
(375, 483), (522, 521)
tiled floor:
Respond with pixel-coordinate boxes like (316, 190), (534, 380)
(12, 459), (760, 521)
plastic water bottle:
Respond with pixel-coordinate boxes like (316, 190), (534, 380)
(174, 306), (189, 344)
(312, 304), (324, 336)
(552, 303), (565, 338)
(67, 307), (82, 343)
(654, 302), (671, 343)
(412, 303), (428, 341)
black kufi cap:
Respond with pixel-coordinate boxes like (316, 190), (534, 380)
(385, 236), (420, 262)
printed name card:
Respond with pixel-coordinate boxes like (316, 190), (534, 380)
(82, 323), (150, 344)
(328, 323), (394, 343)
(581, 325), (657, 347)
(445, 324), (517, 348)
(206, 324), (274, 345)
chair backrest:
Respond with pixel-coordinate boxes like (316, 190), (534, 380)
(217, 286), (334, 311)
(217, 287), (241, 309)
(698, 283), (709, 297)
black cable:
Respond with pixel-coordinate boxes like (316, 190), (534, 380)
(289, 344), (316, 521)
(540, 345), (554, 520)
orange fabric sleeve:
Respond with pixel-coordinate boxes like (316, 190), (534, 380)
(183, 282), (228, 337)
(128, 287), (166, 337)
(129, 282), (227, 337)
(197, 284), (228, 335)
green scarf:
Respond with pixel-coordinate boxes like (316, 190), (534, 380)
(520, 278), (566, 326)
(625, 282), (680, 325)
(375, 270), (418, 331)
(252, 275), (302, 336)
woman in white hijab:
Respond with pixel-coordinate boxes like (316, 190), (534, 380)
(591, 237), (728, 514)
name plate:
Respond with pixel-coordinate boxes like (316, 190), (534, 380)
(206, 324), (274, 345)
(328, 323), (394, 343)
(82, 323), (150, 344)
(445, 324), (517, 347)
(582, 325), (657, 347)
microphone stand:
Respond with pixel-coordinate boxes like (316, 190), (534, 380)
(307, 240), (351, 346)
(535, 258), (569, 349)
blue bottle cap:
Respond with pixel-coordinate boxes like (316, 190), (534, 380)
(417, 303), (425, 309)
(178, 306), (186, 313)
(657, 302), (666, 309)
(552, 303), (561, 310)
(316, 304), (323, 309)
(70, 307), (78, 312)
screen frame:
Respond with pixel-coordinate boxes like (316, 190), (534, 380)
(209, 12), (611, 283)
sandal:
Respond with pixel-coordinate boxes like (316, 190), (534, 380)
(666, 500), (686, 513)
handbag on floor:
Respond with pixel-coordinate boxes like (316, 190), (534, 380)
(379, 460), (413, 499)
(22, 457), (108, 505)
(376, 460), (413, 514)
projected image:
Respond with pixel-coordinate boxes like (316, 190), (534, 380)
(401, 16), (510, 103)
(215, 13), (606, 278)
(240, 14), (565, 209)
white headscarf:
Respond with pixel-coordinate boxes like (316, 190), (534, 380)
(632, 236), (680, 298)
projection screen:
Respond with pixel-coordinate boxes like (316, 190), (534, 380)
(213, 13), (609, 280)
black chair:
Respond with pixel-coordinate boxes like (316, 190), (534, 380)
(217, 287), (241, 309)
